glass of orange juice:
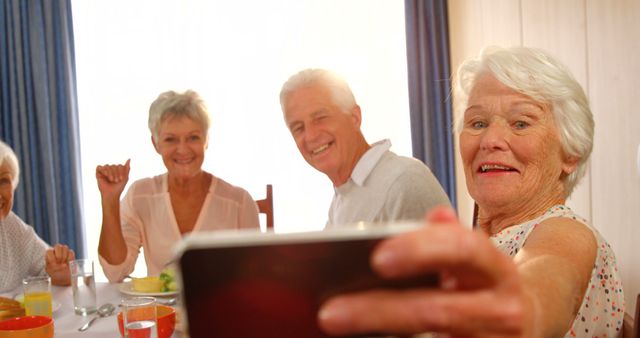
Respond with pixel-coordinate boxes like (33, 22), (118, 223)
(22, 276), (52, 317)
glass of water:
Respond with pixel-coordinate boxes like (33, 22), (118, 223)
(69, 259), (97, 315)
(121, 297), (157, 338)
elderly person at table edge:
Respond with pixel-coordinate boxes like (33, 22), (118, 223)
(0, 140), (74, 293)
(96, 90), (259, 283)
(318, 46), (624, 338)
(280, 69), (450, 228)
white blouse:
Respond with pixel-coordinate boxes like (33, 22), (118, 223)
(491, 205), (624, 337)
(0, 211), (49, 293)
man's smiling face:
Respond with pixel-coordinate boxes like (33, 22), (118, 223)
(284, 84), (363, 184)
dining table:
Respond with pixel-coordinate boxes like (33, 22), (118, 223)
(2, 282), (185, 338)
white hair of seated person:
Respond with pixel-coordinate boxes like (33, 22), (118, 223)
(0, 140), (20, 190)
(454, 46), (594, 197)
(147, 89), (211, 142)
(279, 68), (357, 115)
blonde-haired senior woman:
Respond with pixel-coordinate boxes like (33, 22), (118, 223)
(96, 90), (259, 282)
(318, 47), (624, 337)
(0, 140), (74, 292)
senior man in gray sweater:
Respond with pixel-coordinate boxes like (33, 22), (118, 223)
(280, 68), (450, 228)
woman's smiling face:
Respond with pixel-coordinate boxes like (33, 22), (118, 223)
(460, 73), (577, 210)
(153, 116), (208, 180)
(0, 162), (14, 219)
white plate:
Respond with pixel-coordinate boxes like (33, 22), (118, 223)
(13, 294), (61, 313)
(118, 281), (179, 297)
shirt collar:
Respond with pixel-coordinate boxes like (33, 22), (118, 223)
(349, 139), (391, 186)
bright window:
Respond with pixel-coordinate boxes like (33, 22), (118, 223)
(72, 0), (411, 280)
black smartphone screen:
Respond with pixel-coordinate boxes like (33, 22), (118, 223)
(178, 228), (437, 338)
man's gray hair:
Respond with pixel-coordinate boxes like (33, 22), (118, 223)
(280, 68), (357, 114)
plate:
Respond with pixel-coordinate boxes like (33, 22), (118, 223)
(13, 294), (61, 313)
(118, 281), (179, 297)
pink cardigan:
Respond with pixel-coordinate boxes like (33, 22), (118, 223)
(99, 173), (260, 282)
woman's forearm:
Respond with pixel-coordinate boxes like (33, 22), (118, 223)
(98, 198), (127, 264)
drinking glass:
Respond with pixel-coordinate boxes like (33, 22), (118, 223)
(69, 259), (97, 315)
(22, 276), (52, 317)
(121, 297), (157, 338)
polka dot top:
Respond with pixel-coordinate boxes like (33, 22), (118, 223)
(490, 205), (625, 337)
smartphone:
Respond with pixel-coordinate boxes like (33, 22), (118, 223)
(175, 222), (437, 338)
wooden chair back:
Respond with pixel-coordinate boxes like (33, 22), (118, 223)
(472, 202), (479, 228)
(256, 184), (274, 230)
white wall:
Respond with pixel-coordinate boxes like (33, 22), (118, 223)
(72, 0), (412, 279)
(449, 0), (640, 317)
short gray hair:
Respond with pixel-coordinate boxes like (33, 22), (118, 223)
(0, 140), (20, 190)
(454, 46), (594, 197)
(279, 68), (357, 114)
(148, 90), (211, 140)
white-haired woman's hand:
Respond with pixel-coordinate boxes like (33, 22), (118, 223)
(318, 206), (531, 337)
(45, 244), (75, 286)
(95, 159), (130, 202)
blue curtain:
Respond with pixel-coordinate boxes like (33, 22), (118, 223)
(404, 0), (456, 207)
(0, 0), (85, 256)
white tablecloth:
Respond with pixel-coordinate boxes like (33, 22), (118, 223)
(4, 283), (184, 338)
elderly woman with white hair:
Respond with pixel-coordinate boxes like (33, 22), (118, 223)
(317, 47), (624, 337)
(0, 140), (74, 292)
(96, 90), (260, 283)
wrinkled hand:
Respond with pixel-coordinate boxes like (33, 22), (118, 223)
(96, 159), (131, 200)
(45, 244), (75, 286)
(318, 206), (527, 338)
